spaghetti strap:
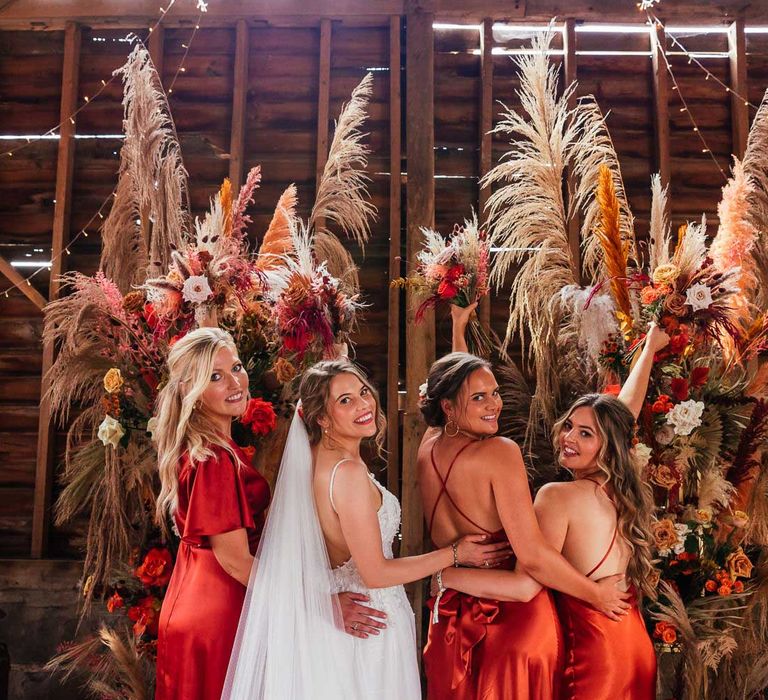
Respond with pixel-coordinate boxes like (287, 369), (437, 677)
(329, 458), (355, 514)
(428, 440), (493, 537)
(582, 476), (620, 577)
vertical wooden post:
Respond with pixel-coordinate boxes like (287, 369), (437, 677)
(651, 21), (671, 191)
(229, 19), (249, 192)
(148, 23), (165, 80)
(728, 19), (749, 159)
(563, 18), (581, 284)
(478, 17), (493, 330)
(386, 15), (402, 499)
(403, 4), (435, 646)
(32, 21), (81, 557)
(316, 18), (332, 191)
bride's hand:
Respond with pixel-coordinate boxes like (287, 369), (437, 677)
(337, 591), (387, 639)
(454, 534), (512, 568)
(591, 574), (632, 621)
(450, 302), (478, 330)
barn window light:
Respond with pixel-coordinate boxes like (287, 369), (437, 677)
(11, 260), (52, 268)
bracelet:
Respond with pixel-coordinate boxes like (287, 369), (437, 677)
(451, 541), (459, 568)
(432, 568), (447, 625)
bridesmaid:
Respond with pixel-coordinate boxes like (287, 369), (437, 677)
(153, 329), (383, 699)
(419, 307), (632, 700)
(436, 317), (669, 699)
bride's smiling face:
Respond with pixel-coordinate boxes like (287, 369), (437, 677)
(318, 372), (378, 441)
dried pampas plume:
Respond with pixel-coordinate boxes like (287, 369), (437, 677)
(648, 173), (671, 270)
(100, 45), (188, 292)
(256, 184), (297, 271)
(310, 72), (376, 248)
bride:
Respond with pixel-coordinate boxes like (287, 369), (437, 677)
(223, 357), (508, 699)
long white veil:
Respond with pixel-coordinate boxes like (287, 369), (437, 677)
(222, 410), (358, 699)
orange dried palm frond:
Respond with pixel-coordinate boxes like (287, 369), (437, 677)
(256, 184), (297, 271)
(219, 177), (233, 238)
(594, 164), (632, 325)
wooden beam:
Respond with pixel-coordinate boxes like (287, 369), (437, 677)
(148, 22), (164, 79)
(728, 19), (749, 159)
(315, 18), (332, 193)
(0, 256), (47, 310)
(563, 17), (581, 285)
(386, 15), (402, 499)
(651, 21), (671, 192)
(403, 3), (435, 648)
(32, 21), (81, 558)
(478, 17), (493, 330)
(229, 18), (249, 191)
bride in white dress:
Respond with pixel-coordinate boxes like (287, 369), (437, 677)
(223, 358), (509, 700)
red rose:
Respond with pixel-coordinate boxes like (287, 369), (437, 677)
(733, 579), (744, 593)
(241, 398), (277, 436)
(602, 384), (621, 397)
(106, 592), (125, 613)
(690, 366), (710, 387)
(669, 332), (689, 355)
(652, 395), (673, 414)
(437, 280), (458, 300)
(445, 264), (465, 282)
(142, 303), (159, 330)
(128, 595), (161, 637)
(134, 547), (173, 588)
(670, 378), (689, 402)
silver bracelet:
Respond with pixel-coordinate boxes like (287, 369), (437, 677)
(432, 568), (447, 625)
(451, 541), (459, 567)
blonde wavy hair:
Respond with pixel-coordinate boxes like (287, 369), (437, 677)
(552, 394), (657, 599)
(298, 358), (386, 458)
(153, 327), (245, 528)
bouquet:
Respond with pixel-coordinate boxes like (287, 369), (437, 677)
(394, 214), (495, 357)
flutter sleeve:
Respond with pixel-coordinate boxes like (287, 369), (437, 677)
(183, 447), (256, 538)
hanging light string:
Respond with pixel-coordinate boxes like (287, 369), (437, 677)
(0, 0), (211, 160)
(664, 26), (759, 111)
(646, 12), (728, 181)
(1, 0), (210, 299)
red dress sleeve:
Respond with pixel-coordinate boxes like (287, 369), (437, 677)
(183, 447), (256, 539)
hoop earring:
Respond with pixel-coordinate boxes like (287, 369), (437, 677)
(444, 419), (459, 437)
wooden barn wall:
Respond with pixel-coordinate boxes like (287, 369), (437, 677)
(2, 19), (768, 559)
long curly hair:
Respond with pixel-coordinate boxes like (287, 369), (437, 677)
(298, 358), (386, 457)
(153, 327), (245, 528)
(552, 393), (657, 599)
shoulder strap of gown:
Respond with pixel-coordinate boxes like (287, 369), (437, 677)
(329, 458), (355, 514)
(428, 440), (493, 536)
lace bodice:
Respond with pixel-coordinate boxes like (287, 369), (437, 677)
(331, 474), (411, 613)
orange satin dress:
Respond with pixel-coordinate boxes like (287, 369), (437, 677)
(555, 483), (656, 700)
(155, 443), (270, 700)
(424, 443), (563, 700)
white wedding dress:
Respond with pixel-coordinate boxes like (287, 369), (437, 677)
(328, 463), (421, 699)
(222, 412), (421, 700)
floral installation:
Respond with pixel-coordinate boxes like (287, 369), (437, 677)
(482, 31), (768, 698)
(44, 49), (376, 698)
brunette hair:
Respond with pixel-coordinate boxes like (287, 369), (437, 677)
(552, 393), (657, 599)
(419, 352), (492, 427)
(298, 358), (386, 456)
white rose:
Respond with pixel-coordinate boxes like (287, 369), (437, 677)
(98, 415), (125, 448)
(632, 442), (653, 470)
(672, 522), (690, 555)
(655, 424), (676, 446)
(146, 416), (159, 440)
(418, 382), (428, 400)
(182, 274), (213, 304)
(666, 400), (705, 436)
(685, 282), (713, 313)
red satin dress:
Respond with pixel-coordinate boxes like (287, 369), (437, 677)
(555, 480), (656, 700)
(424, 443), (563, 700)
(155, 443), (270, 700)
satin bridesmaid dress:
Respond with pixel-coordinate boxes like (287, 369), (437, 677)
(424, 442), (563, 700)
(155, 443), (270, 700)
(555, 481), (656, 699)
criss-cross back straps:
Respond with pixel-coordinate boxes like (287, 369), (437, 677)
(428, 440), (493, 537)
(583, 476), (620, 577)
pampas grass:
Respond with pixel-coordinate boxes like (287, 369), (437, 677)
(648, 173), (671, 270)
(256, 184), (297, 271)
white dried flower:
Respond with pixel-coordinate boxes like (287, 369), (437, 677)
(418, 382), (429, 400)
(685, 282), (713, 313)
(98, 415), (125, 449)
(146, 416), (158, 440)
(632, 442), (653, 470)
(666, 400), (705, 436)
(182, 274), (213, 304)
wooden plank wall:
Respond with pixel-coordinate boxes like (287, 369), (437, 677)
(2, 18), (768, 564)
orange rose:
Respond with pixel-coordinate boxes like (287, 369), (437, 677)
(127, 595), (161, 637)
(135, 547), (173, 588)
(661, 627), (677, 644)
(107, 592), (125, 613)
(641, 285), (662, 305)
(652, 395), (674, 414)
(650, 464), (680, 490)
(653, 621), (670, 638)
(652, 518), (679, 552)
(733, 580), (744, 593)
(726, 547), (753, 579)
(704, 580), (717, 593)
(717, 585), (732, 597)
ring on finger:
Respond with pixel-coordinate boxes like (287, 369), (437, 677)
(352, 623), (358, 631)
(483, 560), (489, 567)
